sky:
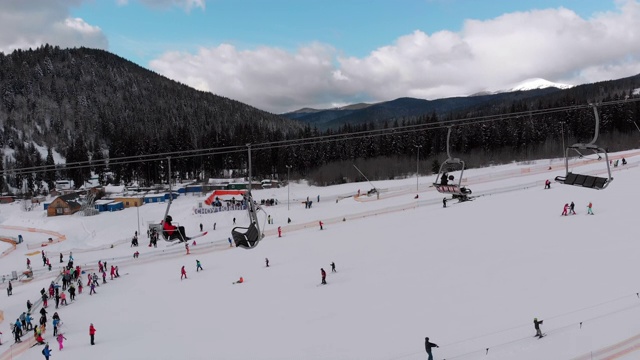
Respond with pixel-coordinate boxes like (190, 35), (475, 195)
(1, 0), (640, 113)
(1, 150), (640, 359)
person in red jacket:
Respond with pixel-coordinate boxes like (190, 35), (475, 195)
(89, 323), (96, 345)
(277, 226), (282, 238)
(319, 221), (324, 230)
(561, 203), (569, 216)
(320, 268), (327, 285)
(181, 266), (187, 280)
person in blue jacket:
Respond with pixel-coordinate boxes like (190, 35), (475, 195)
(42, 343), (52, 359)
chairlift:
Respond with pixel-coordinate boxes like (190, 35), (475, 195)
(554, 105), (612, 190)
(231, 190), (264, 249)
(432, 127), (473, 202)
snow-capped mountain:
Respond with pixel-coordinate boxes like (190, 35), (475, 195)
(508, 78), (573, 91)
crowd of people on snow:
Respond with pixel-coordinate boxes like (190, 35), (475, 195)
(3, 251), (119, 354)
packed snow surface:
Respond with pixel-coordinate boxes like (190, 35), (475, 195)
(0, 151), (639, 360)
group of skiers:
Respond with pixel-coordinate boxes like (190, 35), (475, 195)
(561, 201), (594, 216)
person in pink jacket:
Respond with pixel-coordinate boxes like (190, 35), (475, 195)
(561, 203), (569, 216)
(57, 333), (67, 350)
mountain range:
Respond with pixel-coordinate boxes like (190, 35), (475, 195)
(282, 78), (573, 130)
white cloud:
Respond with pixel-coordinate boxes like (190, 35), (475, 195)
(150, 0), (640, 114)
(0, 0), (108, 53)
(138, 0), (205, 11)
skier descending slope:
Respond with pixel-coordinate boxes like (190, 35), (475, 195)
(533, 317), (544, 338)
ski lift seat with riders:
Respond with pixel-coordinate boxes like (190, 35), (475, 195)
(432, 127), (473, 202)
(554, 104), (612, 190)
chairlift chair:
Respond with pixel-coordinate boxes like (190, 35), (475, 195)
(231, 191), (264, 249)
(554, 105), (613, 190)
(432, 127), (473, 201)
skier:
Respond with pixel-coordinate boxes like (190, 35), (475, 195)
(133, 251), (140, 259)
(181, 266), (187, 280)
(424, 337), (439, 360)
(56, 333), (66, 350)
(268, 215), (271, 224)
(265, 258), (269, 267)
(60, 292), (67, 306)
(59, 253), (63, 263)
(6, 280), (11, 296)
(587, 202), (594, 215)
(213, 222), (216, 230)
(561, 203), (569, 216)
(196, 260), (203, 272)
(27, 299), (33, 312)
(228, 237), (233, 247)
(110, 266), (116, 280)
(288, 217), (291, 224)
(534, 318), (544, 337)
(199, 223), (203, 232)
(185, 243), (190, 255)
(69, 284), (76, 301)
(330, 262), (336, 273)
(278, 226), (282, 237)
(42, 293), (48, 307)
(233, 276), (244, 284)
(26, 312), (33, 330)
(321, 268), (327, 285)
(443, 197), (447, 208)
(569, 201), (576, 215)
(42, 343), (52, 359)
(89, 282), (96, 295)
(27, 258), (31, 268)
(622, 157), (627, 165)
(102, 271), (107, 284)
(544, 179), (551, 189)
(52, 318), (59, 336)
(233, 217), (236, 225)
(89, 323), (96, 345)
(319, 221), (324, 230)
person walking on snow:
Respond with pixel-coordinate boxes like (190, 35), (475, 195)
(424, 337), (439, 360)
(320, 268), (327, 285)
(42, 343), (52, 359)
(587, 202), (594, 215)
(228, 237), (233, 247)
(7, 280), (11, 296)
(534, 318), (544, 337)
(265, 258), (269, 267)
(181, 266), (187, 280)
(89, 323), (96, 345)
(331, 262), (336, 273)
(319, 221), (324, 230)
(196, 260), (203, 272)
(185, 243), (190, 255)
(443, 197), (447, 208)
(278, 226), (282, 237)
(561, 203), (569, 216)
(57, 333), (66, 350)
(544, 179), (551, 189)
(199, 223), (203, 232)
(569, 201), (576, 215)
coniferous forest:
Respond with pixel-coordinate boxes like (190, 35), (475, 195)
(1, 45), (640, 194)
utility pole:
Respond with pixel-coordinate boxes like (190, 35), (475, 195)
(415, 145), (422, 192)
(286, 165), (292, 211)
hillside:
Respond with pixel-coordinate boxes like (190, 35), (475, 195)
(0, 45), (303, 188)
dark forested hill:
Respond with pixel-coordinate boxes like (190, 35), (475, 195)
(0, 45), (304, 191)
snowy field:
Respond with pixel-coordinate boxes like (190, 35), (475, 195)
(0, 151), (639, 360)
